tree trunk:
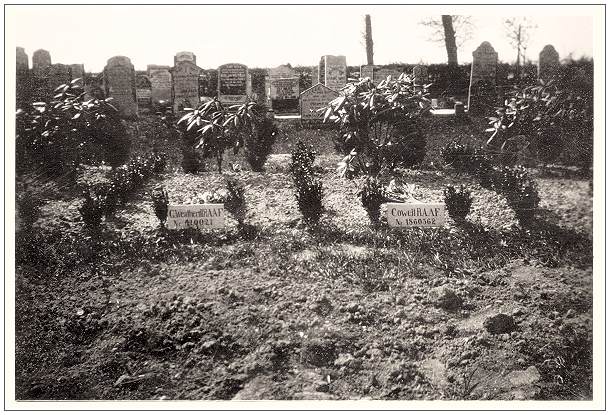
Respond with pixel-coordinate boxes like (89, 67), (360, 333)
(365, 15), (374, 65)
(442, 15), (458, 67)
(515, 25), (522, 83)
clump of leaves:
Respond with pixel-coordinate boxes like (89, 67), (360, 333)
(359, 177), (387, 226)
(325, 75), (430, 177)
(225, 179), (247, 225)
(152, 187), (169, 227)
(291, 141), (323, 225)
(492, 166), (540, 226)
(444, 185), (473, 223)
(78, 188), (104, 230)
(244, 108), (277, 171)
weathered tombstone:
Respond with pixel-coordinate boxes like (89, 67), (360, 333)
(374, 68), (403, 84)
(538, 44), (560, 82)
(135, 75), (152, 107)
(48, 64), (71, 92)
(16, 47), (29, 72)
(311, 65), (319, 86)
(174, 51), (196, 65)
(386, 203), (446, 227)
(467, 41), (498, 115)
(166, 204), (225, 230)
(31, 49), (52, 100)
(360, 65), (375, 80)
(218, 63), (249, 107)
(148, 65), (172, 105)
(412, 65), (428, 85)
(69, 64), (85, 81)
(104, 56), (138, 119)
(266, 65), (299, 112)
(172, 60), (201, 112)
(299, 83), (339, 126)
(84, 76), (105, 100)
(319, 55), (347, 91)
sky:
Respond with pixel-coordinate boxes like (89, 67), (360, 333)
(8, 5), (598, 73)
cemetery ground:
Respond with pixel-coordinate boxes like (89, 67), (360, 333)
(15, 114), (593, 401)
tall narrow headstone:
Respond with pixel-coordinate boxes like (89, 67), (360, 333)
(172, 60), (201, 112)
(32, 49), (51, 77)
(49, 64), (71, 92)
(104, 56), (138, 119)
(266, 65), (299, 112)
(412, 65), (428, 85)
(319, 55), (347, 91)
(218, 63), (249, 107)
(136, 75), (152, 107)
(16, 47), (31, 107)
(69, 64), (85, 81)
(299, 83), (339, 126)
(467, 41), (498, 115)
(538, 45), (560, 82)
(148, 65), (172, 104)
(311, 66), (319, 86)
(16, 47), (29, 72)
(174, 51), (196, 65)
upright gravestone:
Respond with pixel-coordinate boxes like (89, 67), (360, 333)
(49, 64), (71, 92)
(16, 47), (29, 72)
(174, 51), (196, 65)
(320, 55), (347, 91)
(374, 68), (403, 84)
(16, 47), (30, 107)
(69, 64), (85, 81)
(218, 63), (249, 107)
(32, 49), (52, 100)
(104, 56), (138, 119)
(360, 65), (375, 80)
(148, 65), (172, 105)
(266, 65), (300, 113)
(311, 65), (319, 86)
(412, 65), (428, 85)
(538, 44), (560, 83)
(467, 41), (498, 115)
(172, 60), (201, 112)
(299, 83), (339, 126)
(136, 75), (152, 107)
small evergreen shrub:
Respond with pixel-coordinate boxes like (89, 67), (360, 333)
(359, 177), (386, 226)
(295, 175), (324, 225)
(444, 185), (473, 222)
(152, 153), (167, 174)
(79, 188), (104, 230)
(225, 179), (247, 225)
(290, 141), (316, 186)
(151, 187), (169, 227)
(245, 112), (277, 171)
(181, 147), (202, 174)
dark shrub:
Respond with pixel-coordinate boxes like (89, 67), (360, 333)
(295, 175), (324, 225)
(152, 153), (168, 174)
(359, 177), (386, 226)
(181, 147), (202, 174)
(491, 166), (540, 226)
(78, 189), (104, 230)
(225, 179), (246, 225)
(245, 111), (277, 171)
(444, 185), (473, 222)
(151, 187), (169, 227)
(290, 141), (316, 186)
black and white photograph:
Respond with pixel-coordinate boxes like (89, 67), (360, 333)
(4, 2), (605, 411)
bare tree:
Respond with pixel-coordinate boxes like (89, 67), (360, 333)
(363, 14), (374, 65)
(504, 17), (537, 82)
(420, 15), (474, 66)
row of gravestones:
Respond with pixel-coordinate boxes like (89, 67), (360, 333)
(17, 44), (561, 121)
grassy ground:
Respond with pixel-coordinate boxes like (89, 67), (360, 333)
(14, 114), (593, 401)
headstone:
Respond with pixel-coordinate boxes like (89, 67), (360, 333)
(84, 76), (105, 100)
(299, 83), (339, 126)
(386, 203), (446, 227)
(172, 60), (201, 112)
(266, 65), (299, 112)
(319, 55), (347, 91)
(135, 75), (152, 107)
(311, 66), (319, 86)
(69, 64), (85, 81)
(16, 47), (29, 72)
(467, 41), (498, 115)
(174, 51), (196, 65)
(104, 56), (138, 119)
(412, 65), (428, 85)
(538, 45), (560, 82)
(218, 63), (249, 107)
(148, 65), (172, 104)
(32, 49), (51, 77)
(166, 204), (225, 230)
(360, 65), (375, 80)
(374, 68), (402, 84)
(48, 64), (71, 92)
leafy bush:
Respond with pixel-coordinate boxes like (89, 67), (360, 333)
(16, 80), (129, 179)
(359, 177), (387, 226)
(78, 188), (105, 230)
(444, 185), (473, 222)
(295, 175), (324, 225)
(152, 187), (169, 227)
(225, 179), (247, 225)
(325, 75), (430, 177)
(152, 153), (167, 174)
(492, 166), (540, 225)
(290, 141), (316, 186)
(487, 79), (593, 171)
(244, 108), (278, 171)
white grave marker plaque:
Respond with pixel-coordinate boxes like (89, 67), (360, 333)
(386, 203), (445, 227)
(166, 204), (225, 230)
